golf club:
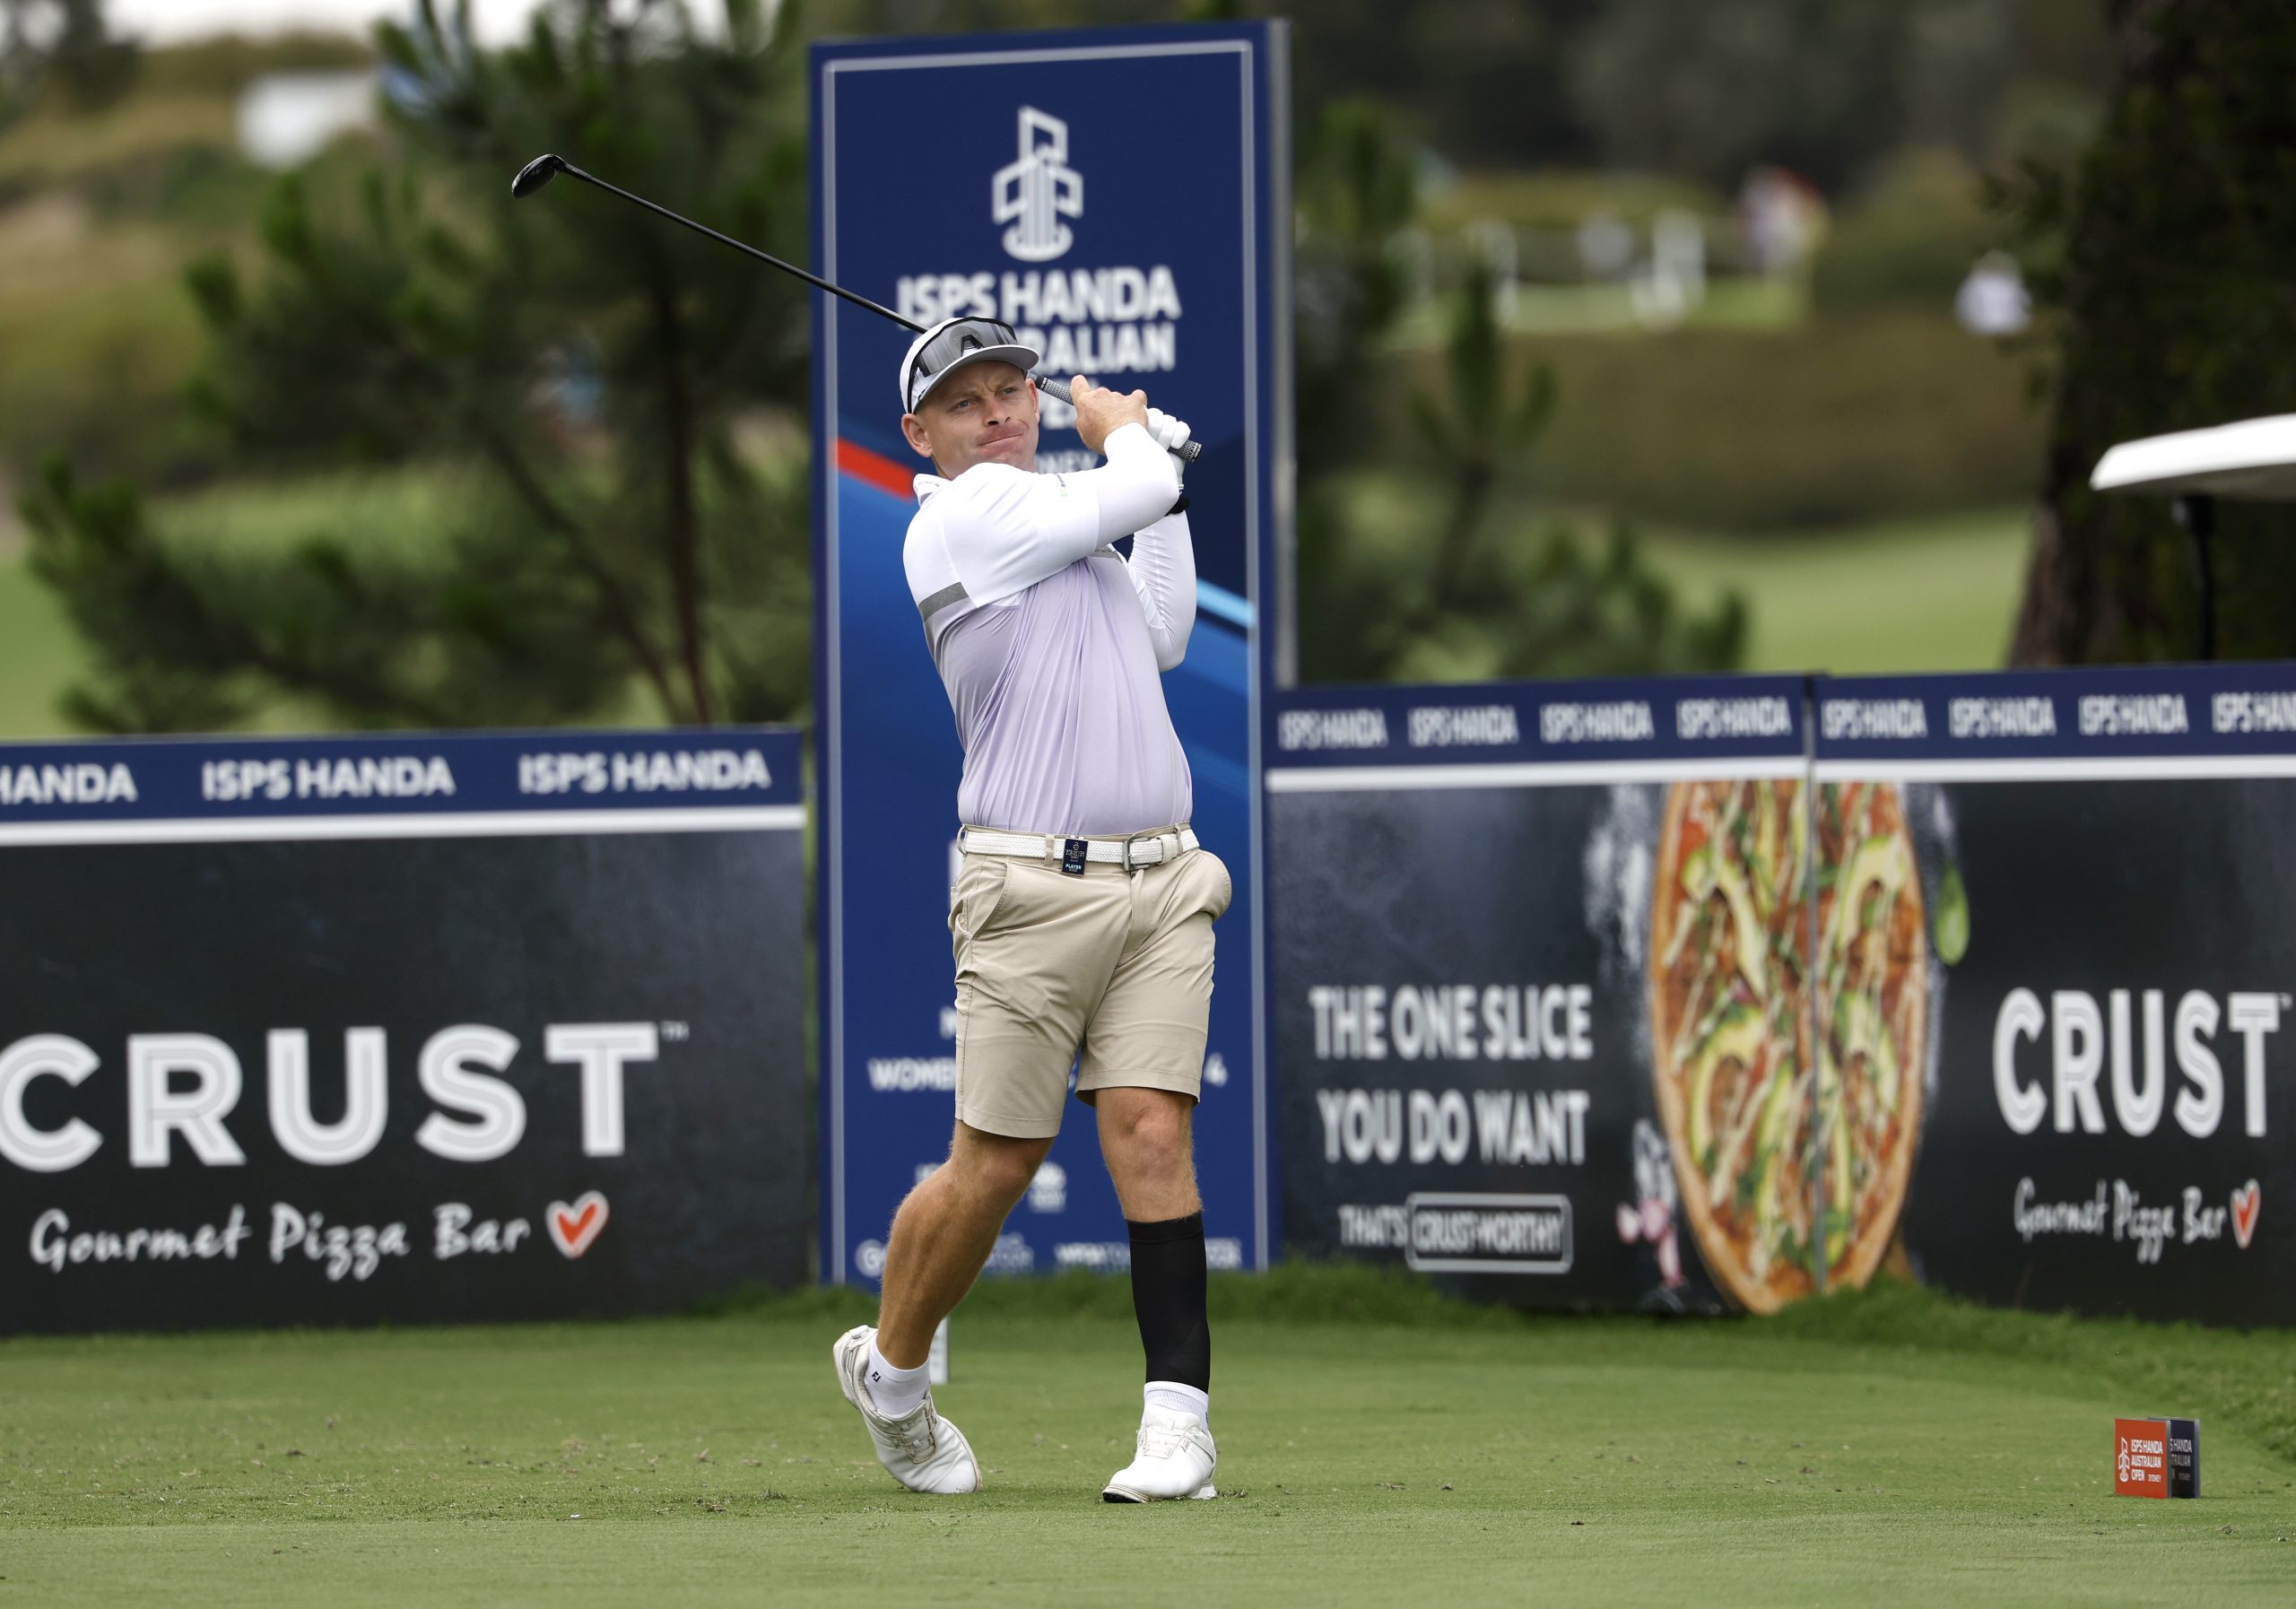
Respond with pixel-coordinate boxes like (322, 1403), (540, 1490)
(512, 152), (1202, 462)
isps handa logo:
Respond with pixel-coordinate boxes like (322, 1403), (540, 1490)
(896, 102), (1183, 422)
(994, 105), (1080, 262)
(0, 1022), (668, 1172)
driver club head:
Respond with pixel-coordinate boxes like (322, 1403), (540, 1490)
(510, 153), (568, 199)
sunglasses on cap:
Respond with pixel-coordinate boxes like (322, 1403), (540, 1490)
(902, 318), (1039, 413)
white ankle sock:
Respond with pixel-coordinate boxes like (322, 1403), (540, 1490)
(864, 1336), (928, 1418)
(1145, 1380), (1209, 1424)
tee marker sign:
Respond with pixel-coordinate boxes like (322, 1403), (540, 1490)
(2114, 1416), (2200, 1499)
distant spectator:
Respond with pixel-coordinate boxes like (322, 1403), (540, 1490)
(1577, 208), (1635, 280)
(1954, 250), (2031, 335)
(1737, 166), (1827, 276)
(1631, 208), (1706, 327)
(1465, 217), (1519, 323)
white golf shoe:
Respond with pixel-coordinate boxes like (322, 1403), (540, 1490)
(831, 1325), (981, 1494)
(1101, 1405), (1217, 1502)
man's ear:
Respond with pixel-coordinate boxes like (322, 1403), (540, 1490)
(900, 413), (935, 458)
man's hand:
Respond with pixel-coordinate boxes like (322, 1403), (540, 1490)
(1070, 375), (1150, 457)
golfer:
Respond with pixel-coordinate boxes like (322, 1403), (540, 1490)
(834, 316), (1228, 1503)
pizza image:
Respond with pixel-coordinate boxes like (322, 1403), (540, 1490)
(1648, 778), (1926, 1312)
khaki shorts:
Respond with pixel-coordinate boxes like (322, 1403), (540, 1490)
(947, 832), (1233, 1139)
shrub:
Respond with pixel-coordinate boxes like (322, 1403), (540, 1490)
(1500, 309), (2041, 532)
(1811, 147), (2003, 314)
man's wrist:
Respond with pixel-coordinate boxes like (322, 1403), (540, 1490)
(1100, 420), (1155, 456)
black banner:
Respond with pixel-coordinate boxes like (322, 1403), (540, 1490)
(1817, 670), (2296, 1326)
(1267, 677), (1811, 1312)
(1270, 666), (2296, 1327)
(0, 731), (808, 1335)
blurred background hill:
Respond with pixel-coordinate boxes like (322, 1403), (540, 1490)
(0, 1), (2129, 734)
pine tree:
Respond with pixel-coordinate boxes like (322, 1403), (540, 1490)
(21, 0), (811, 731)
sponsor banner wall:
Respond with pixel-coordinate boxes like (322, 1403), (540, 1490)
(1814, 665), (2296, 1326)
(0, 729), (808, 1335)
(812, 24), (1289, 1286)
(1266, 676), (1813, 1311)
(1271, 665), (2296, 1327)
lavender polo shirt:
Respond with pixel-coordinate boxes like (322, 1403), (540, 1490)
(900, 422), (1196, 837)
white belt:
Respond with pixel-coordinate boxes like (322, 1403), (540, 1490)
(961, 825), (1198, 869)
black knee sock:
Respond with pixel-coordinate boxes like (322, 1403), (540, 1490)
(1126, 1212), (1210, 1390)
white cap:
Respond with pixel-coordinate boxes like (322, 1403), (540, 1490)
(898, 317), (1042, 414)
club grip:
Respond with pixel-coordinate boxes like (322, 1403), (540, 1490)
(1035, 375), (1204, 462)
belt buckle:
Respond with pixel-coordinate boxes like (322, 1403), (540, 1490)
(1122, 829), (1169, 870)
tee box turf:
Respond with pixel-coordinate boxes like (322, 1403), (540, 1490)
(2114, 1416), (2200, 1499)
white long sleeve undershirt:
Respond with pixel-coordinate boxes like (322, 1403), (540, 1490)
(1122, 505), (1196, 672)
(911, 420), (1174, 580)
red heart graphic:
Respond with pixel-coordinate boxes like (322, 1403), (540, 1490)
(2231, 1180), (2260, 1250)
(547, 1191), (610, 1258)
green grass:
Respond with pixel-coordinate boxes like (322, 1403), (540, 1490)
(1335, 469), (2030, 676)
(1, 1270), (2290, 1608)
(0, 552), (86, 736)
(1639, 505), (2031, 674)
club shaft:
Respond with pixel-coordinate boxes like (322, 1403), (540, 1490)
(546, 161), (1200, 461)
(555, 161), (923, 333)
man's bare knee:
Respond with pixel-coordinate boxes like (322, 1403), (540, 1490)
(1099, 1093), (1194, 1178)
(943, 1124), (1051, 1207)
(1119, 1116), (1187, 1174)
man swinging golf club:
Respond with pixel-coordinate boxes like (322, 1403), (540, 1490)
(833, 316), (1227, 1502)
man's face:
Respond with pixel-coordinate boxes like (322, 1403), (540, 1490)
(900, 361), (1039, 477)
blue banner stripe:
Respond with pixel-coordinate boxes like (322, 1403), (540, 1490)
(0, 728), (804, 825)
(1813, 665), (2296, 761)
(1267, 674), (1811, 768)
(1270, 665), (2296, 773)
(1196, 580), (1254, 630)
